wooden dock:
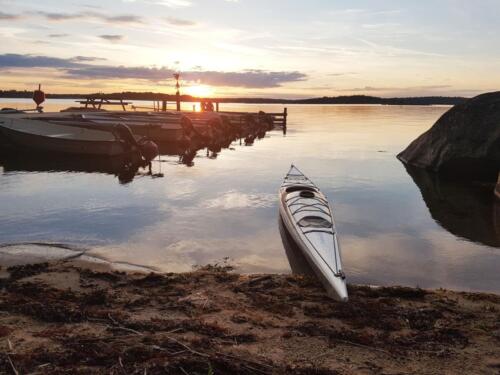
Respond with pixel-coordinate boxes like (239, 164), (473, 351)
(76, 97), (288, 128)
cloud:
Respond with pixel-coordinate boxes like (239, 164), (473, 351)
(0, 54), (80, 68)
(70, 56), (107, 62)
(65, 65), (171, 80)
(48, 33), (69, 38)
(183, 70), (306, 88)
(37, 11), (143, 24)
(99, 34), (124, 42)
(328, 72), (358, 77)
(105, 15), (143, 23)
(155, 0), (192, 6)
(164, 17), (197, 26)
(37, 12), (82, 21)
(0, 12), (21, 20)
(0, 53), (307, 88)
(124, 0), (192, 7)
(329, 8), (401, 17)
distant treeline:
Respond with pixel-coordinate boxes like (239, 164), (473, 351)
(0, 90), (467, 105)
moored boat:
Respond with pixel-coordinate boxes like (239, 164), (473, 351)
(0, 114), (157, 161)
(278, 165), (348, 301)
(78, 112), (191, 143)
(0, 110), (192, 144)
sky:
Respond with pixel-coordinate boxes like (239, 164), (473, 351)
(0, 0), (499, 98)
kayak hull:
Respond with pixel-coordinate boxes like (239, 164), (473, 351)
(279, 165), (348, 302)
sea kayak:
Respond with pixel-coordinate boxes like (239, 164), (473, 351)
(279, 165), (348, 302)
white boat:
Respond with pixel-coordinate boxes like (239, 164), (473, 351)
(279, 165), (348, 301)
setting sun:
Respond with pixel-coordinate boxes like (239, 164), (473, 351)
(184, 84), (214, 98)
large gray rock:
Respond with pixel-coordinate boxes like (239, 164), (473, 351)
(398, 92), (500, 181)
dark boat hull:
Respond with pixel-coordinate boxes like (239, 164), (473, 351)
(0, 125), (128, 157)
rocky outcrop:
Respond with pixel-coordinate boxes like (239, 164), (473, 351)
(398, 92), (500, 181)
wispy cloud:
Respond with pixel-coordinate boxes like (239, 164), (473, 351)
(70, 56), (107, 62)
(123, 0), (192, 8)
(164, 17), (197, 26)
(328, 72), (358, 77)
(357, 38), (445, 57)
(0, 53), (307, 88)
(106, 15), (143, 23)
(0, 54), (81, 68)
(0, 12), (22, 20)
(329, 8), (402, 17)
(154, 0), (192, 6)
(37, 12), (82, 21)
(99, 34), (125, 42)
(37, 11), (143, 24)
(48, 33), (69, 38)
(183, 70), (306, 88)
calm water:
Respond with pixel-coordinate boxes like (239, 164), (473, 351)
(1, 99), (499, 292)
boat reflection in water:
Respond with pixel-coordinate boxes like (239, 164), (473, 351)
(278, 217), (317, 277)
(155, 122), (273, 167)
(0, 151), (142, 184)
(404, 165), (500, 248)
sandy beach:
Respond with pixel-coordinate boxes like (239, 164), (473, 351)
(0, 261), (498, 374)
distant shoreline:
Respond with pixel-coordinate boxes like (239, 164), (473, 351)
(0, 91), (467, 106)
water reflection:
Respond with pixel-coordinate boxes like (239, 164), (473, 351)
(0, 152), (141, 184)
(278, 217), (316, 277)
(404, 165), (500, 248)
(1, 100), (499, 293)
(155, 122), (274, 167)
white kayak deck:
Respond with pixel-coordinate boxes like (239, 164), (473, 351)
(280, 165), (347, 301)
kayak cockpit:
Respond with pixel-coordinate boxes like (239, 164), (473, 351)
(297, 216), (332, 228)
(285, 185), (317, 193)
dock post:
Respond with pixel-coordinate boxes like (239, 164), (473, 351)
(162, 100), (167, 112)
(284, 107), (288, 126)
(216, 102), (219, 112)
(174, 73), (181, 112)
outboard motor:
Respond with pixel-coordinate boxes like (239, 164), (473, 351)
(113, 123), (158, 162)
(113, 123), (138, 150)
(138, 139), (159, 162)
(180, 115), (195, 138)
